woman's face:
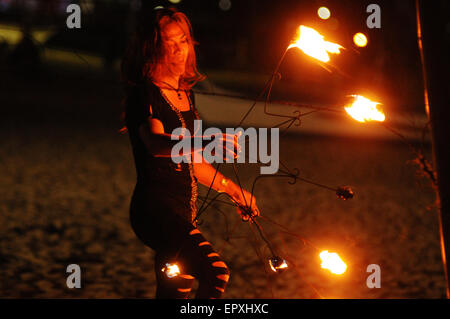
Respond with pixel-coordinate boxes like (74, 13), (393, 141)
(160, 21), (189, 78)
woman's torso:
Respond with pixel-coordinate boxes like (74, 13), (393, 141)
(125, 79), (199, 223)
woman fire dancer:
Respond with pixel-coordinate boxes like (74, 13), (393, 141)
(121, 7), (259, 299)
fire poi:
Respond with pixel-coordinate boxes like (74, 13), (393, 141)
(345, 95), (385, 123)
(288, 25), (343, 63)
(161, 263), (181, 279)
(319, 251), (347, 275)
(161, 16), (387, 297)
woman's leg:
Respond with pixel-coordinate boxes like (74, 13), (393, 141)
(130, 188), (229, 299)
(153, 222), (230, 299)
(184, 228), (230, 299)
(154, 250), (195, 299)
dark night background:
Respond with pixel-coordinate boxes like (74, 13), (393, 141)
(0, 0), (449, 298)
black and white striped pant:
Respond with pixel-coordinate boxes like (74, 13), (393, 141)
(154, 227), (230, 299)
(130, 188), (230, 298)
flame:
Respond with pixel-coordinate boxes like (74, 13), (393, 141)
(288, 25), (343, 62)
(162, 263), (180, 278)
(345, 95), (385, 122)
(319, 250), (347, 275)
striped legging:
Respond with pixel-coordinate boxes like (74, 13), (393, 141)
(154, 227), (230, 299)
(129, 186), (230, 298)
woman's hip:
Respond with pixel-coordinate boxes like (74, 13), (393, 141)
(129, 188), (195, 250)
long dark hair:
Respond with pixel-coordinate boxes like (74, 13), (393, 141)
(119, 7), (204, 134)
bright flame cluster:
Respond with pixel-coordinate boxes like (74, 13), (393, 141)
(161, 263), (181, 278)
(288, 25), (343, 63)
(319, 250), (347, 275)
(345, 95), (385, 123)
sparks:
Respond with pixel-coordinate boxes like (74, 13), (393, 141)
(288, 25), (343, 63)
(319, 250), (347, 275)
(345, 95), (385, 123)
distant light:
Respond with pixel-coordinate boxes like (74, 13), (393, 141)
(0, 25), (22, 45)
(154, 6), (164, 10)
(353, 32), (368, 47)
(317, 7), (331, 20)
(0, 0), (11, 12)
(80, 0), (94, 13)
(219, 0), (232, 11)
(168, 0), (182, 4)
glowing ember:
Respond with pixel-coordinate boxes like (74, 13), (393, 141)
(319, 250), (347, 275)
(162, 263), (180, 278)
(288, 25), (343, 62)
(269, 256), (288, 273)
(345, 95), (385, 122)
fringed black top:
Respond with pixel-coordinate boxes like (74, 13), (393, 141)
(125, 79), (199, 224)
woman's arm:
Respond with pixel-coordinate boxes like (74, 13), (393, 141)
(140, 114), (259, 217)
(192, 159), (234, 194)
(193, 156), (260, 219)
(138, 117), (202, 158)
(138, 117), (240, 159)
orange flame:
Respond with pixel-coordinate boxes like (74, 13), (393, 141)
(162, 263), (180, 278)
(288, 25), (343, 62)
(319, 250), (347, 275)
(345, 95), (385, 122)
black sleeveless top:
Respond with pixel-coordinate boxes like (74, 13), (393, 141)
(125, 79), (199, 223)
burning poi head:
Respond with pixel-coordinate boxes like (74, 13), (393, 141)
(161, 262), (181, 278)
(288, 25), (343, 63)
(269, 256), (288, 273)
(319, 250), (347, 275)
(345, 95), (385, 123)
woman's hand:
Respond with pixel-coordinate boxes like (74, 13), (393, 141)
(205, 132), (242, 161)
(229, 187), (260, 221)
